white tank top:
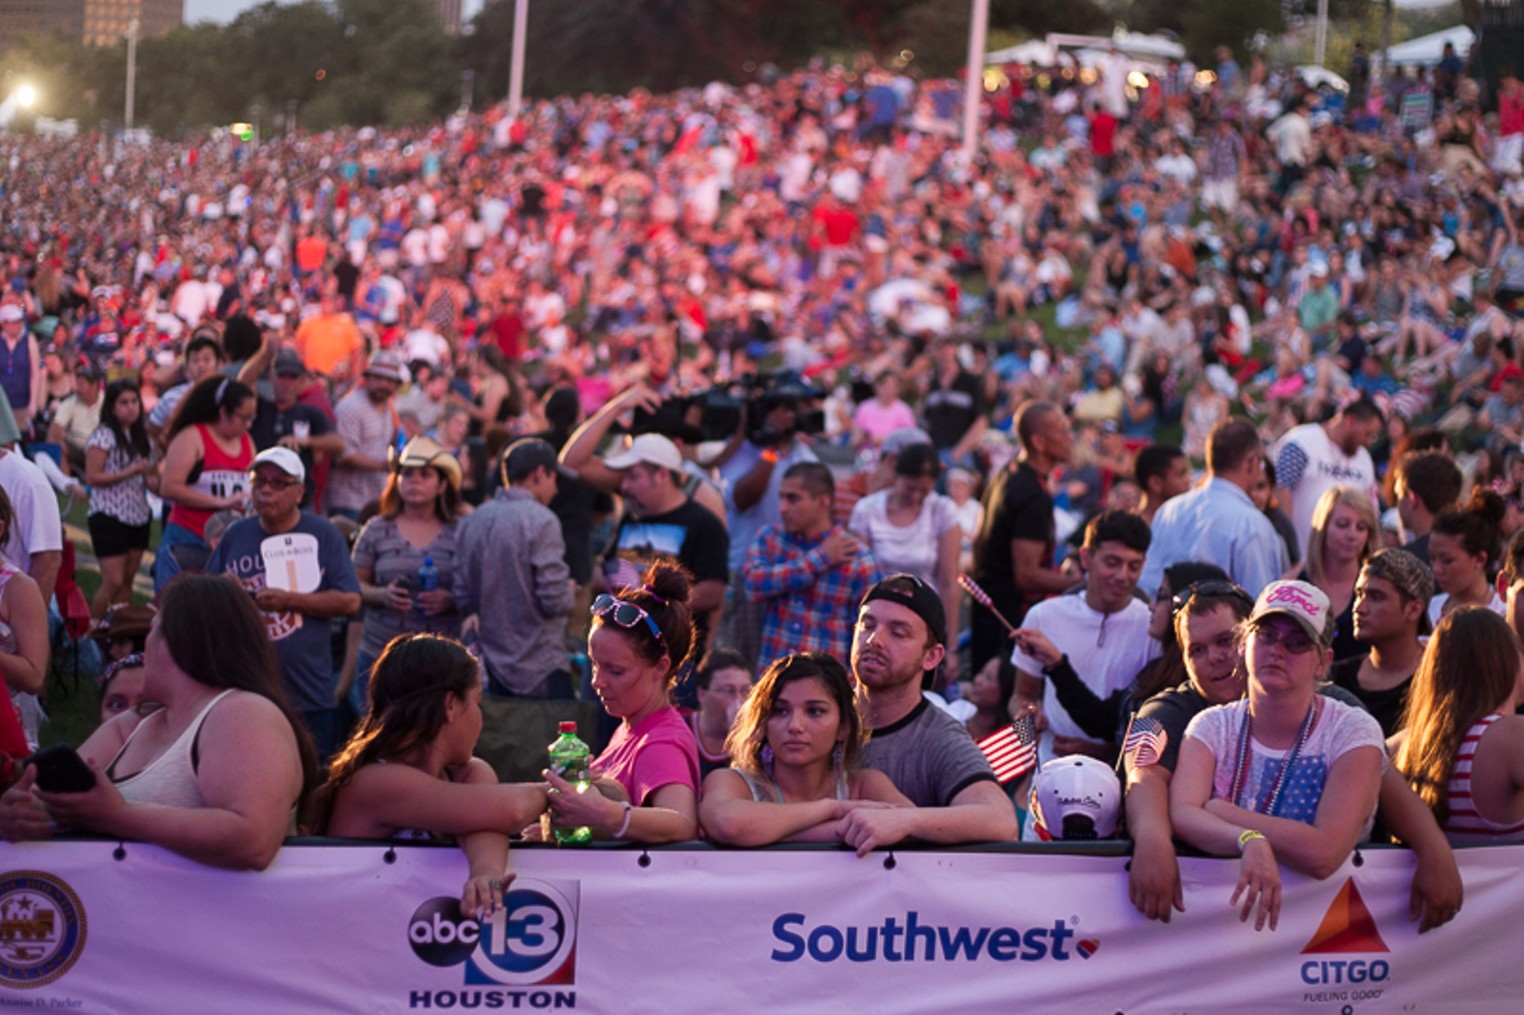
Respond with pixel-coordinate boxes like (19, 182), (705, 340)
(107, 690), (235, 808)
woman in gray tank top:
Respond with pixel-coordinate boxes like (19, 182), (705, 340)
(700, 652), (909, 847)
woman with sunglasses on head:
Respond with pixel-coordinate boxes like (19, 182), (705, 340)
(1394, 607), (1524, 844)
(543, 561), (701, 844)
(311, 635), (548, 920)
(341, 437), (465, 713)
(700, 653), (910, 847)
(1170, 580), (1385, 932)
(154, 376), (257, 592)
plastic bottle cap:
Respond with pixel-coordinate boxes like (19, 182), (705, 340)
(558, 721), (578, 733)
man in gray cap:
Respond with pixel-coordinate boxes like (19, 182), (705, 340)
(329, 349), (405, 519)
(454, 438), (576, 698)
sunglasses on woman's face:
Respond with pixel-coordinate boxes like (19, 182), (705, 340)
(591, 593), (664, 646)
(1248, 620), (1319, 655)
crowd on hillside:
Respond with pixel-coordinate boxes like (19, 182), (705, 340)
(2, 41), (1524, 932)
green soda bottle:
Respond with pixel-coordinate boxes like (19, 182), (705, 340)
(548, 721), (593, 845)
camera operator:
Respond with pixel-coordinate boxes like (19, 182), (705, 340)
(557, 383), (728, 525)
(715, 378), (822, 670)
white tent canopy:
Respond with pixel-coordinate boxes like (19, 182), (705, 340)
(1382, 25), (1475, 67)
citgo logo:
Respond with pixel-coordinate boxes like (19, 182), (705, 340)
(407, 879), (578, 987)
(1298, 878), (1392, 1003)
(0, 871), (88, 989)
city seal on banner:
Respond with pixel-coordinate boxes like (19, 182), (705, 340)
(406, 878), (579, 1010)
(0, 870), (88, 989)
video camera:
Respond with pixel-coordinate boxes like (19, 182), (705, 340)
(629, 372), (827, 448)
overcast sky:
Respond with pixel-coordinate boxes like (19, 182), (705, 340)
(185, 0), (485, 25)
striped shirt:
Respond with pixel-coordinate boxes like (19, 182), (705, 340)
(1443, 713), (1524, 844)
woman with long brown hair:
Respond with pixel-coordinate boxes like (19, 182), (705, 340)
(1393, 607), (1524, 843)
(312, 634), (547, 918)
(0, 573), (315, 870)
(700, 653), (908, 847)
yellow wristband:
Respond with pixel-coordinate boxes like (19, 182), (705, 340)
(1237, 828), (1266, 853)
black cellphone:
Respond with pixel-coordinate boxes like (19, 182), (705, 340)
(26, 743), (98, 793)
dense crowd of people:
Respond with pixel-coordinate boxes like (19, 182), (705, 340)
(3, 40), (1524, 933)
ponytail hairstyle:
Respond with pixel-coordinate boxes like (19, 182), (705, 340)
(595, 560), (696, 687)
(1396, 607), (1521, 824)
(165, 375), (254, 443)
(1432, 487), (1506, 575)
(307, 634), (481, 833)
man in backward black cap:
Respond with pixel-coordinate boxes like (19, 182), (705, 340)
(843, 574), (1018, 854)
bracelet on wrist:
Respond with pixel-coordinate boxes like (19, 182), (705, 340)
(612, 800), (634, 840)
(1237, 828), (1266, 853)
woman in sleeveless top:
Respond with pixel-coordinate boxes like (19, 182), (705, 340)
(0, 485), (48, 762)
(700, 653), (909, 848)
(1394, 607), (1524, 844)
(311, 635), (547, 920)
(153, 376), (257, 592)
(0, 574), (316, 870)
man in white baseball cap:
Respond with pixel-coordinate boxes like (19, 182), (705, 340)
(206, 444), (360, 760)
(599, 431), (729, 638)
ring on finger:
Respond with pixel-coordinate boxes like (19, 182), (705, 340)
(489, 878), (503, 890)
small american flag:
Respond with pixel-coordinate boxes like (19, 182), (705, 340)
(977, 713), (1037, 784)
(1122, 714), (1168, 769)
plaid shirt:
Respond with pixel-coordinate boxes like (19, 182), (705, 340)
(741, 524), (883, 672)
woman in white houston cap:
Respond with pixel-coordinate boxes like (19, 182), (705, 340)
(1169, 580), (1385, 931)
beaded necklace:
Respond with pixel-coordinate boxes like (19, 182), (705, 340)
(1227, 698), (1318, 817)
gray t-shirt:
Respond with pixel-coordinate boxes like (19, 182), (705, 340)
(861, 698), (996, 808)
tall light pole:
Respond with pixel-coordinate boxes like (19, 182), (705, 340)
(125, 17), (139, 130)
(1314, 0), (1330, 67)
(960, 0), (990, 161)
(507, 0), (528, 120)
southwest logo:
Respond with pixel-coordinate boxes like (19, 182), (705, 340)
(1298, 878), (1392, 991)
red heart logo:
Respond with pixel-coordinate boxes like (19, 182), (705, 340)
(1077, 938), (1101, 959)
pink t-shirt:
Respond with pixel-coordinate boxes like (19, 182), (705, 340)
(852, 399), (917, 446)
(592, 705), (700, 806)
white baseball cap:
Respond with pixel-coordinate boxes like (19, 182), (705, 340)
(1030, 756), (1121, 840)
(1249, 580), (1333, 649)
(251, 446), (306, 484)
(604, 433), (684, 473)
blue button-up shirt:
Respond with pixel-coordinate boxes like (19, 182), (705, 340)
(1140, 477), (1288, 597)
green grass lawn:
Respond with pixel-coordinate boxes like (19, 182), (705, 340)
(39, 498), (156, 751)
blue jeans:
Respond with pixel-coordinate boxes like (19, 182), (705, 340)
(153, 522), (208, 593)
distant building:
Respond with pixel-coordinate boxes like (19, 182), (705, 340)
(438, 0), (463, 34)
(0, 0), (182, 47)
